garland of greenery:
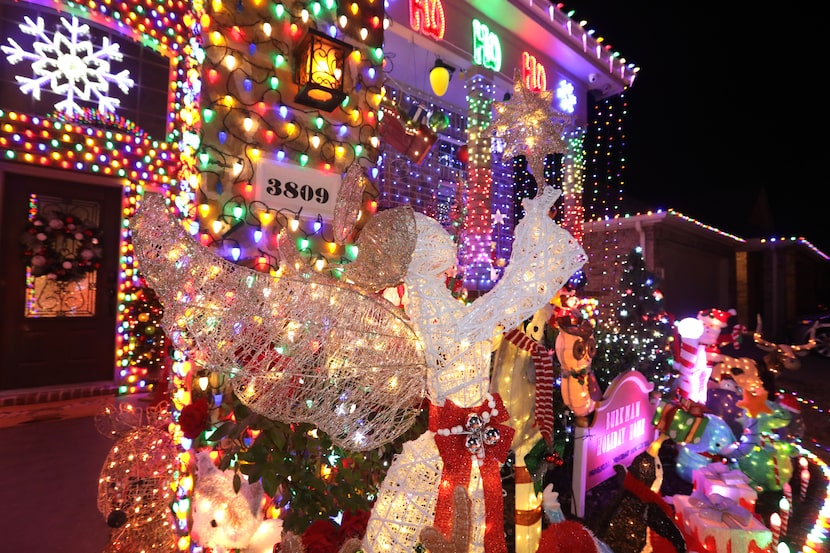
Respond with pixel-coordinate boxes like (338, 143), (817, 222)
(21, 212), (103, 282)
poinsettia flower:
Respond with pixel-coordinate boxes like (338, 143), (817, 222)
(302, 519), (340, 553)
(179, 397), (210, 439)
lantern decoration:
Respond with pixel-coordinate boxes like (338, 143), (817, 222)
(429, 58), (455, 96)
(294, 28), (352, 112)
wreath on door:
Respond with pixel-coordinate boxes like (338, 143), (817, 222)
(21, 212), (104, 282)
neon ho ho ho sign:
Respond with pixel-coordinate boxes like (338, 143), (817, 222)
(472, 19), (501, 72)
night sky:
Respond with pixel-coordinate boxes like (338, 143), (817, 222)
(559, 1), (830, 254)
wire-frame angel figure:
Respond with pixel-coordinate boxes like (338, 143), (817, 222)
(132, 182), (586, 553)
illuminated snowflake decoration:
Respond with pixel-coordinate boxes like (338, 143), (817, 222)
(555, 79), (577, 114)
(1, 15), (134, 115)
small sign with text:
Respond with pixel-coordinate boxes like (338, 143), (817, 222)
(572, 370), (656, 518)
(254, 157), (340, 219)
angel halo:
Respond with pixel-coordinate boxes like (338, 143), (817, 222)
(132, 185), (587, 553)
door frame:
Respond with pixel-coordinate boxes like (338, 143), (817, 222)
(0, 162), (127, 392)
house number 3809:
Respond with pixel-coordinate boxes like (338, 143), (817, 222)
(266, 178), (330, 205)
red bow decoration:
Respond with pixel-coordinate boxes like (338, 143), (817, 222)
(429, 393), (514, 553)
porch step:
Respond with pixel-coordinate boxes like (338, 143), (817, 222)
(0, 382), (118, 428)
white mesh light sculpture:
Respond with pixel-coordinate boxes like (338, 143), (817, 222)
(132, 185), (587, 553)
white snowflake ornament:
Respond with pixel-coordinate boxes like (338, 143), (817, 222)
(2, 14), (134, 115)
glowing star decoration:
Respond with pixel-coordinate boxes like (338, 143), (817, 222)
(736, 387), (773, 418)
(491, 209), (506, 226)
(490, 70), (571, 186)
(1, 14), (134, 115)
(555, 79), (577, 114)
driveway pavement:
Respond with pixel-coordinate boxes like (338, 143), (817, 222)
(0, 354), (827, 553)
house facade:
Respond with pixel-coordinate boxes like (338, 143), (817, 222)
(583, 211), (830, 339)
(0, 0), (635, 404)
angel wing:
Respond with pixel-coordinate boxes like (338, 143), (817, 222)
(131, 193), (427, 451)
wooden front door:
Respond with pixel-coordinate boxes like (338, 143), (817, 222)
(0, 167), (122, 391)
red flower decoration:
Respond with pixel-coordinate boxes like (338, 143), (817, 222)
(179, 397), (210, 439)
(338, 509), (370, 543)
(302, 519), (340, 553)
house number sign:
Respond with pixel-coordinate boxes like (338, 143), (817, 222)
(254, 157), (341, 219)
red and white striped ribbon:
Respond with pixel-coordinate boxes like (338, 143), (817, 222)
(504, 328), (555, 445)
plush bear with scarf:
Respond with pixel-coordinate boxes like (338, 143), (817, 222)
(591, 442), (686, 553)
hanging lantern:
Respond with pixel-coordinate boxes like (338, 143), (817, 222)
(429, 58), (455, 97)
(294, 28), (353, 111)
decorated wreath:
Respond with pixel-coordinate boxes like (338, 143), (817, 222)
(21, 212), (104, 282)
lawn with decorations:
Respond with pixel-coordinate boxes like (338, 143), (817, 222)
(94, 197), (830, 553)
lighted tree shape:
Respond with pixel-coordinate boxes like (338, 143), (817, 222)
(593, 247), (674, 395)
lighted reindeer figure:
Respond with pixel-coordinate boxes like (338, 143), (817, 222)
(753, 315), (815, 380)
(712, 315), (815, 396)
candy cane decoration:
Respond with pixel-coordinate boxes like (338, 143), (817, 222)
(513, 459), (543, 553)
(760, 434), (782, 490)
(674, 317), (709, 404)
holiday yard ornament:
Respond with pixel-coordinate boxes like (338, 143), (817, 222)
(709, 356), (764, 396)
(332, 163), (369, 244)
(2, 14), (134, 115)
(489, 69), (572, 187)
(734, 398), (795, 493)
(691, 463), (758, 513)
(133, 193), (426, 453)
(572, 371), (656, 519)
(652, 395), (709, 446)
(706, 388), (744, 438)
(418, 486), (473, 553)
(491, 303), (556, 448)
(674, 413), (738, 483)
(95, 402), (177, 553)
(554, 315), (600, 425)
(751, 315), (815, 380)
(537, 483), (613, 553)
(672, 492), (772, 553)
(490, 304), (555, 553)
(697, 307), (737, 366)
(591, 448), (686, 553)
(190, 451), (283, 553)
(132, 185), (587, 553)
(673, 316), (710, 404)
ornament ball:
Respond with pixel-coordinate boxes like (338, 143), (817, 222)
(457, 145), (468, 163)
